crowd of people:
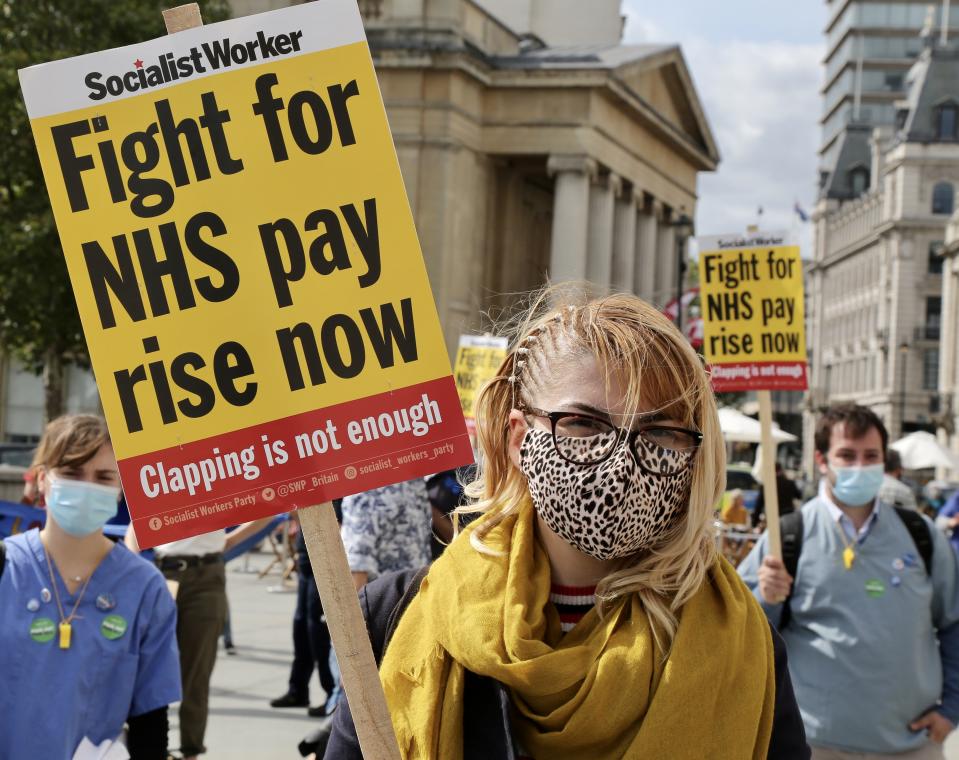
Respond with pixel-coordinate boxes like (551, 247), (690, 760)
(2, 289), (959, 759)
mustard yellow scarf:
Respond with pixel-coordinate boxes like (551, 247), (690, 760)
(381, 503), (775, 759)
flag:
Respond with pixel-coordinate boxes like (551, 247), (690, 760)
(794, 201), (809, 222)
(663, 287), (699, 321)
(685, 317), (704, 348)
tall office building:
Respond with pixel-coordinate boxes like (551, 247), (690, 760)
(821, 0), (959, 197)
(803, 5), (959, 480)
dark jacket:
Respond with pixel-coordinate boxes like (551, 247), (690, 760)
(324, 569), (810, 760)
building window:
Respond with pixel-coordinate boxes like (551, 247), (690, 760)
(884, 72), (904, 91)
(929, 241), (945, 274)
(937, 103), (958, 141)
(933, 182), (955, 215)
(850, 166), (870, 196)
(3, 359), (44, 442)
(923, 348), (940, 391)
(927, 296), (942, 340)
(65, 365), (100, 415)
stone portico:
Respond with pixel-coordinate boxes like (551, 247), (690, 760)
(360, 0), (719, 351)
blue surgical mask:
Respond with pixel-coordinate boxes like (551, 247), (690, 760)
(46, 475), (120, 537)
(829, 464), (884, 507)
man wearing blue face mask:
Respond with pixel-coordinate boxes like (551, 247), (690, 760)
(739, 404), (959, 759)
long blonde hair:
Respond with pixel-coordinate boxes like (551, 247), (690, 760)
(460, 287), (725, 649)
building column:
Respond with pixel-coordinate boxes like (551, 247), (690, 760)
(656, 206), (676, 307)
(634, 199), (660, 301)
(941, 255), (959, 470)
(585, 172), (620, 289)
(547, 155), (597, 282)
(610, 186), (637, 293)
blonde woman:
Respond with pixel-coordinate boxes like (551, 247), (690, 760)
(324, 291), (809, 759)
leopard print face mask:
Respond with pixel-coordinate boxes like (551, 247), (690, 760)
(519, 428), (692, 560)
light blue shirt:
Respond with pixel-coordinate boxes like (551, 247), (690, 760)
(0, 529), (181, 758)
(739, 497), (959, 754)
(819, 481), (879, 543)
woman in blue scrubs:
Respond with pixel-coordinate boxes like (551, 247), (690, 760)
(0, 414), (181, 759)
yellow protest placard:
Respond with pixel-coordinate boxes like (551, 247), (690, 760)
(453, 335), (508, 423)
(19, 1), (472, 547)
(697, 232), (808, 391)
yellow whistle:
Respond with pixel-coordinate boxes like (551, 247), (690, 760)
(59, 621), (72, 650)
(843, 546), (855, 570)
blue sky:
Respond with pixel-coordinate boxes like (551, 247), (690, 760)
(622, 1), (829, 254)
(624, 1), (825, 46)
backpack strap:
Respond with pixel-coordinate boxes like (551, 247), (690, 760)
(778, 510), (804, 630)
(381, 565), (429, 660)
(893, 506), (934, 576)
(0, 539), (6, 582)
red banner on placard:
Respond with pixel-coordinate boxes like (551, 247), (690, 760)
(709, 361), (808, 392)
(121, 376), (471, 545)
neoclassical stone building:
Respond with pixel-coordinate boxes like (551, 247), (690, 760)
(358, 0), (719, 352)
(0, 0), (719, 438)
(803, 39), (959, 477)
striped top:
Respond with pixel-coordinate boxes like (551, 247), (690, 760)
(550, 583), (597, 633)
(516, 583), (599, 758)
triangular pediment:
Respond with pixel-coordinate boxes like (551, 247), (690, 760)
(611, 48), (720, 164)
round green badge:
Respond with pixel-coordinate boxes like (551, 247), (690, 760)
(101, 614), (128, 640)
(865, 579), (886, 598)
(30, 617), (56, 643)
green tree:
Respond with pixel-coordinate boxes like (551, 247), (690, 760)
(0, 0), (229, 422)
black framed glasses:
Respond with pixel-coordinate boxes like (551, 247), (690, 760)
(519, 404), (702, 476)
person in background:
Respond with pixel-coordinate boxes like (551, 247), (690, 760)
(935, 488), (959, 555)
(270, 502), (341, 718)
(21, 464), (40, 506)
(426, 466), (478, 558)
(878, 449), (918, 511)
(753, 462), (801, 527)
(426, 470), (459, 558)
(127, 517), (273, 759)
(739, 404), (959, 759)
(722, 488), (750, 526)
(340, 479), (433, 591)
(720, 489), (755, 566)
(0, 414), (180, 759)
(925, 484), (947, 514)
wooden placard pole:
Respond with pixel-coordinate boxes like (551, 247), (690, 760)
(758, 390), (782, 557)
(161, 3), (202, 32)
(161, 7), (401, 758)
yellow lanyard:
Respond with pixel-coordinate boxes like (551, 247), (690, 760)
(44, 549), (93, 649)
(833, 518), (858, 570)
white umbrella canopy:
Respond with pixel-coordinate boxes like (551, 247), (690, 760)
(717, 407), (797, 444)
(890, 431), (959, 471)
